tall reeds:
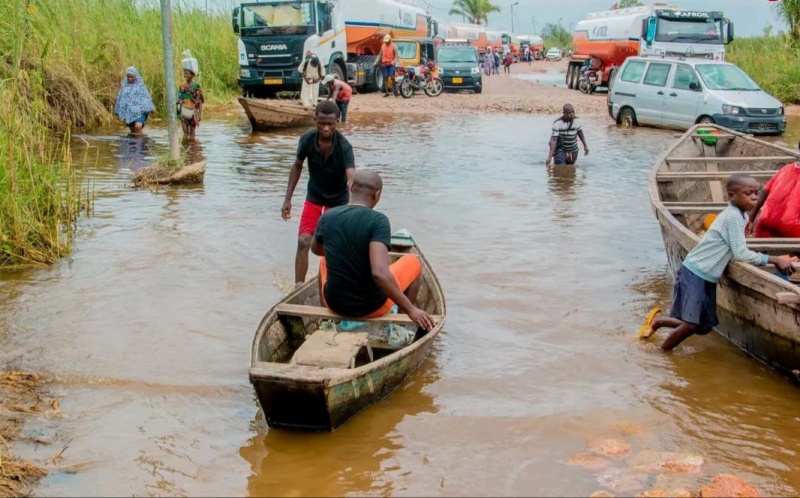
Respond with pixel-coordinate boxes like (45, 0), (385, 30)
(0, 0), (239, 267)
(727, 36), (800, 104)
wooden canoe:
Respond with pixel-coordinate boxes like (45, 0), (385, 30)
(249, 230), (446, 431)
(238, 97), (315, 132)
(649, 124), (800, 380)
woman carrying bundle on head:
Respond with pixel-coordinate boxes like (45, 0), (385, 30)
(114, 67), (155, 134)
(177, 50), (204, 141)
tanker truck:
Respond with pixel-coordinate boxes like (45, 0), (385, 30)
(565, 3), (733, 92)
(232, 0), (436, 97)
(518, 35), (544, 60)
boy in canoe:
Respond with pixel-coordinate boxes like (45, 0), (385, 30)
(639, 174), (794, 351)
(310, 170), (435, 331)
(282, 100), (355, 285)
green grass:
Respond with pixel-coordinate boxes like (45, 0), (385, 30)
(0, 0), (240, 267)
(727, 36), (800, 104)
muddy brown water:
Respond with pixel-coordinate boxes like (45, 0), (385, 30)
(2, 112), (800, 496)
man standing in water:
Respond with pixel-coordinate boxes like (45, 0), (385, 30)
(282, 100), (355, 285)
(373, 34), (400, 97)
(546, 104), (589, 166)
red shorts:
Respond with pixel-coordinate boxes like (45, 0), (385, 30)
(319, 254), (422, 318)
(299, 200), (327, 236)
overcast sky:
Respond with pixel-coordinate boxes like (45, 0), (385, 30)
(183, 0), (783, 38)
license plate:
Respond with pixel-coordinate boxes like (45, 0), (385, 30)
(452, 77), (463, 84)
(264, 78), (283, 85)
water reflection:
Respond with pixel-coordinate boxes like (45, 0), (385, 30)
(118, 134), (154, 172)
(240, 358), (440, 497)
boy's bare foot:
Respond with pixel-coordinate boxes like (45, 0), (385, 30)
(638, 307), (662, 339)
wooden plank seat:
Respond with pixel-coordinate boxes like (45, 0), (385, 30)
(656, 171), (776, 182)
(691, 133), (735, 140)
(275, 303), (433, 325)
(290, 329), (372, 369)
(665, 156), (797, 164)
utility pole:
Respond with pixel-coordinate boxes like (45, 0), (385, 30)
(511, 2), (519, 33)
(160, 0), (180, 161)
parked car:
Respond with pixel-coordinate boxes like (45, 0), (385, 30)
(436, 42), (482, 94)
(607, 56), (786, 135)
(545, 48), (562, 61)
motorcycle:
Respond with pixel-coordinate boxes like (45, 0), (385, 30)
(578, 66), (602, 94)
(395, 59), (443, 98)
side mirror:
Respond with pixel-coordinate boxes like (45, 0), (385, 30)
(645, 16), (657, 44)
(726, 20), (734, 44)
(232, 7), (240, 34)
(689, 81), (700, 91)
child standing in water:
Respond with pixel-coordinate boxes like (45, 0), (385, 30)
(177, 50), (204, 141)
(639, 174), (793, 351)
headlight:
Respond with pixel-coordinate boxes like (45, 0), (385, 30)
(240, 68), (251, 78)
(779, 106), (785, 115)
(722, 105), (744, 115)
(471, 67), (479, 74)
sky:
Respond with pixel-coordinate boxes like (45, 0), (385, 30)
(184, 0), (784, 38)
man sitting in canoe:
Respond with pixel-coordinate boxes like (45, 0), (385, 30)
(310, 170), (435, 331)
(639, 174), (793, 351)
(747, 149), (800, 239)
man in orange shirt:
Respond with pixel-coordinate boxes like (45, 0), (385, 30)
(373, 34), (400, 97)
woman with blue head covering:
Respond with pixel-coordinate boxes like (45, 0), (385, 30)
(114, 67), (155, 134)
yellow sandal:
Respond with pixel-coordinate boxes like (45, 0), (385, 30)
(638, 307), (662, 339)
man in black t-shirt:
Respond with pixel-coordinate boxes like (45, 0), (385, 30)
(282, 101), (355, 284)
(311, 171), (435, 331)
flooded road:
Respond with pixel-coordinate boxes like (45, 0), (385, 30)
(2, 111), (800, 496)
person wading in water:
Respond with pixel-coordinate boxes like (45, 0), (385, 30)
(282, 100), (355, 285)
(546, 104), (589, 166)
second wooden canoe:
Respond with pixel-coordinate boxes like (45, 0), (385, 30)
(238, 97), (315, 132)
(649, 123), (800, 381)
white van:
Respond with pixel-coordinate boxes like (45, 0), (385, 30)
(607, 56), (786, 135)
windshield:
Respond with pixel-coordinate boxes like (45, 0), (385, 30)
(655, 18), (723, 44)
(395, 41), (418, 60)
(240, 2), (316, 36)
(696, 64), (761, 91)
(438, 47), (477, 63)
(501, 35), (511, 44)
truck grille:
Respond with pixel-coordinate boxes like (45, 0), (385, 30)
(256, 54), (294, 67)
(746, 108), (779, 116)
(748, 122), (778, 132)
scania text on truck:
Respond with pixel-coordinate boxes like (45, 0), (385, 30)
(565, 4), (733, 92)
(232, 0), (437, 97)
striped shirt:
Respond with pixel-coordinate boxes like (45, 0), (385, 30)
(683, 204), (769, 283)
(552, 117), (581, 152)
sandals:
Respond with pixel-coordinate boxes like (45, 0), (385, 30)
(638, 307), (661, 339)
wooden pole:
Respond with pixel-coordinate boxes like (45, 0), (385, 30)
(160, 0), (180, 161)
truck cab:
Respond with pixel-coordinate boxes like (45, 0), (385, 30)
(233, 1), (334, 97)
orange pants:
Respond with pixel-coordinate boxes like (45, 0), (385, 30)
(319, 254), (422, 318)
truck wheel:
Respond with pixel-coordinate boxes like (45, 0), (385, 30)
(331, 63), (345, 84)
(618, 107), (638, 128)
(697, 116), (715, 124)
(607, 68), (617, 91)
(373, 67), (385, 93)
(569, 65), (579, 89)
(566, 66), (573, 88)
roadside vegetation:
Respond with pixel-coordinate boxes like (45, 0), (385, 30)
(728, 30), (800, 105)
(0, 0), (239, 267)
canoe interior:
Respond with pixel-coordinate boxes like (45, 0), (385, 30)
(255, 246), (442, 367)
(657, 127), (799, 256)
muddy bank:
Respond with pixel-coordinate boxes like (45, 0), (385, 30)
(204, 60), (607, 119)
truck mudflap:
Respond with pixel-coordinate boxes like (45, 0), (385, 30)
(352, 55), (380, 92)
(345, 62), (369, 88)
